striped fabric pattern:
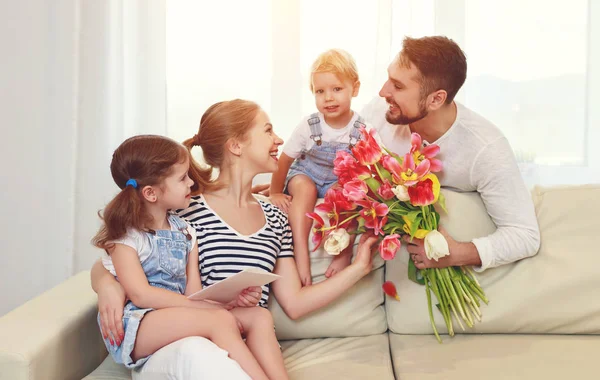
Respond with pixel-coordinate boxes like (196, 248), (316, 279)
(178, 195), (294, 307)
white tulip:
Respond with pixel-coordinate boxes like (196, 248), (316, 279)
(323, 228), (351, 256)
(424, 230), (450, 261)
(392, 184), (410, 201)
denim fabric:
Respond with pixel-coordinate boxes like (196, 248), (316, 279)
(285, 113), (364, 198)
(98, 214), (193, 369)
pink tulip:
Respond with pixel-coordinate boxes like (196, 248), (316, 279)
(410, 132), (442, 173)
(342, 179), (369, 202)
(306, 212), (327, 251)
(381, 155), (403, 184)
(351, 127), (383, 166)
(356, 199), (389, 236)
(408, 178), (435, 206)
(378, 179), (396, 200)
(399, 153), (430, 186)
(333, 151), (371, 185)
(379, 234), (401, 260)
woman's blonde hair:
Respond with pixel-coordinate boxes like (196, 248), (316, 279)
(310, 48), (359, 92)
(182, 99), (261, 194)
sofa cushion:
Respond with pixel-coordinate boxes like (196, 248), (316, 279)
(386, 185), (600, 335)
(389, 333), (598, 380)
(281, 334), (395, 380)
(264, 196), (387, 340)
(83, 357), (130, 380)
(84, 334), (395, 380)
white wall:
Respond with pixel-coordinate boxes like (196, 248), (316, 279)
(0, 0), (79, 316)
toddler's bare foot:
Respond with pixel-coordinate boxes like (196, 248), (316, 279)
(325, 251), (352, 278)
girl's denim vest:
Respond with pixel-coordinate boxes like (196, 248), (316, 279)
(99, 214), (193, 369)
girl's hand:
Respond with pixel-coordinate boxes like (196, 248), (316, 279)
(353, 232), (380, 275)
(98, 281), (126, 346)
(227, 286), (262, 308)
(269, 193), (292, 213)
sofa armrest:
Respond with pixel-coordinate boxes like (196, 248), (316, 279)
(0, 271), (107, 380)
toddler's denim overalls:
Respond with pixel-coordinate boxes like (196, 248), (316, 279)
(98, 214), (193, 369)
(286, 113), (365, 198)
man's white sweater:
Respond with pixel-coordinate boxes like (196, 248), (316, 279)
(361, 97), (540, 271)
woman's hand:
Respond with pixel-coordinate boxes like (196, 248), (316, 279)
(227, 286), (262, 308)
(353, 232), (380, 274)
(97, 281), (126, 346)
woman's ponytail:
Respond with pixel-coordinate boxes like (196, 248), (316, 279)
(183, 135), (214, 194)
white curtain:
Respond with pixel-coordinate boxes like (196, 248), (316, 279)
(0, 0), (166, 316)
(166, 0), (600, 187)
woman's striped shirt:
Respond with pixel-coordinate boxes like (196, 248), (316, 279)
(178, 194), (294, 307)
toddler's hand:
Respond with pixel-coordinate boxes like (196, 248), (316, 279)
(296, 261), (313, 286)
(269, 193), (292, 213)
(251, 183), (271, 196)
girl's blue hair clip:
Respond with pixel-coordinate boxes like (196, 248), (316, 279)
(126, 179), (138, 189)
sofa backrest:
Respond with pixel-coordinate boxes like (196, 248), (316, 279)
(256, 195), (388, 340)
(386, 184), (600, 335)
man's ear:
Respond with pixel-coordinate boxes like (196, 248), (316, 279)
(352, 80), (361, 97)
(427, 89), (448, 111)
(226, 138), (243, 157)
(141, 185), (157, 203)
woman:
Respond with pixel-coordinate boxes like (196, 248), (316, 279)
(91, 99), (379, 378)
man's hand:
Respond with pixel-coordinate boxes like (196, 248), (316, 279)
(269, 193), (292, 213)
(403, 227), (482, 269)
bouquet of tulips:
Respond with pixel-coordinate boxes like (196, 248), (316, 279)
(308, 127), (489, 342)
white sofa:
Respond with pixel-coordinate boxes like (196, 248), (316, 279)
(1, 185), (599, 380)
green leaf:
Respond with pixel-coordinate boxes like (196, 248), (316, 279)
(438, 192), (448, 213)
(364, 177), (381, 193)
(411, 216), (422, 236)
(408, 260), (426, 285)
(357, 217), (366, 230)
(375, 163), (393, 182)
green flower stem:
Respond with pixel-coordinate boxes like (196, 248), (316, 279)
(373, 163), (385, 183)
(468, 300), (482, 322)
(459, 272), (481, 307)
(433, 269), (454, 336)
(463, 277), (489, 304)
(430, 270), (452, 336)
(454, 279), (474, 327)
(443, 269), (466, 321)
(455, 279), (472, 304)
(458, 269), (488, 304)
(465, 266), (482, 287)
(338, 213), (360, 227)
(436, 269), (461, 332)
(459, 281), (481, 316)
(425, 273), (442, 343)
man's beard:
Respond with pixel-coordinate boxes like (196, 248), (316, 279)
(385, 99), (428, 125)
